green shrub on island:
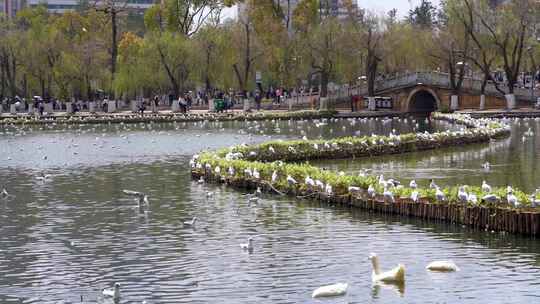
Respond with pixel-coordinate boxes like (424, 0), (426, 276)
(192, 113), (538, 209)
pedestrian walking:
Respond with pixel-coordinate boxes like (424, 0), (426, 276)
(138, 99), (146, 116)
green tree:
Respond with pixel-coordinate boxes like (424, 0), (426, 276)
(408, 0), (437, 29)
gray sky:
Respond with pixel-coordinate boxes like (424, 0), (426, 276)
(223, 0), (442, 20)
(360, 0), (441, 16)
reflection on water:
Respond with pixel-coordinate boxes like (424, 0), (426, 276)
(0, 117), (539, 303)
(0, 117), (451, 169)
(315, 118), (540, 193)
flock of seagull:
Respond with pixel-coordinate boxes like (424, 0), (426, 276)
(1, 115), (539, 302)
(196, 156), (540, 208)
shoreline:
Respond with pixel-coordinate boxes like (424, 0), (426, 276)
(2, 108), (540, 125)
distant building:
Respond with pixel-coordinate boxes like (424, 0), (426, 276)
(2, 0), (26, 18)
(237, 0), (363, 29)
(2, 0), (156, 18)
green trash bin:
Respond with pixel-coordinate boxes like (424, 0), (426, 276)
(215, 99), (224, 112)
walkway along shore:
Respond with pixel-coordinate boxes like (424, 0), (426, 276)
(191, 112), (540, 236)
(0, 110), (340, 125)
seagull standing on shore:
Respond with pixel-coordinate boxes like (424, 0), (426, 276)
(481, 181), (492, 193)
(368, 184), (376, 198)
(411, 190), (419, 202)
(507, 189), (519, 207)
(435, 187), (446, 202)
(383, 187), (394, 203)
(458, 186), (469, 204)
(287, 175), (297, 186)
(529, 189), (540, 207)
(271, 171), (278, 183)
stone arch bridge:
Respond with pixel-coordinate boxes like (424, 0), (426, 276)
(330, 72), (538, 113)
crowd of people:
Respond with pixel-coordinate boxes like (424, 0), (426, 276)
(0, 85), (323, 116)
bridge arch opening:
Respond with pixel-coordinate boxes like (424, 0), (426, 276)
(408, 89), (439, 113)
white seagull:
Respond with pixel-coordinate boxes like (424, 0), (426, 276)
(122, 189), (149, 205)
(435, 187), (446, 202)
(287, 175), (297, 186)
(240, 237), (254, 251)
(102, 283), (120, 300)
(368, 184), (376, 198)
(183, 217), (197, 227)
(481, 180), (492, 193)
(383, 187), (394, 203)
(411, 190), (419, 202)
(507, 190), (519, 207)
(457, 186), (469, 204)
(271, 171), (278, 183)
(482, 194), (500, 204)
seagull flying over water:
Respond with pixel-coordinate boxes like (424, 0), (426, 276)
(183, 217), (197, 227)
(122, 189), (149, 205)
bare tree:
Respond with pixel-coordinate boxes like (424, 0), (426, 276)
(453, 0), (505, 96)
(93, 0), (129, 83)
(165, 0), (222, 36)
(232, 16), (263, 94)
(365, 24), (381, 97)
(460, 0), (532, 97)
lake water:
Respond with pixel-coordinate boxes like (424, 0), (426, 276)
(0, 117), (539, 303)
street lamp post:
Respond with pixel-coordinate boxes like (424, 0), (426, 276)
(452, 61), (468, 111)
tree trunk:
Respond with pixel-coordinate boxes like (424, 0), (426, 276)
(0, 64), (5, 98)
(205, 47), (212, 94)
(157, 46), (179, 97)
(233, 22), (252, 93)
(320, 71), (329, 98)
(111, 11), (118, 80)
(243, 22), (251, 92)
(507, 78), (515, 94)
(40, 77), (46, 99)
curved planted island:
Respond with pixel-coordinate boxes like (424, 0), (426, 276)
(191, 112), (540, 236)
